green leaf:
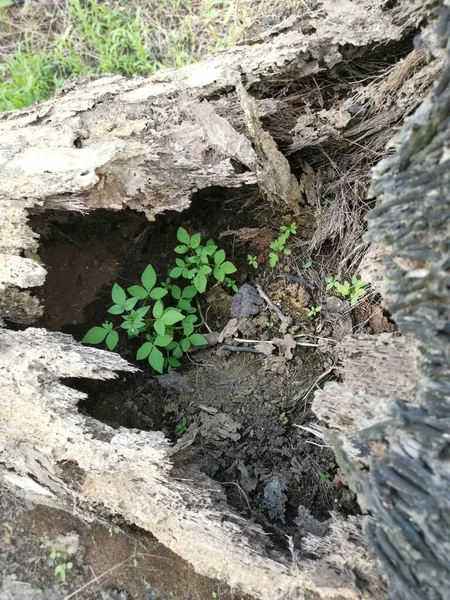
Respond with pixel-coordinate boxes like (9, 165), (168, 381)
(186, 269), (196, 280)
(169, 267), (183, 278)
(175, 258), (185, 267)
(148, 347), (164, 373)
(108, 304), (124, 315)
(182, 285), (197, 298)
(193, 272), (207, 292)
(154, 335), (173, 347)
(181, 337), (191, 352)
(172, 344), (183, 359)
(221, 261), (236, 275)
(82, 327), (109, 344)
(141, 265), (157, 292)
(174, 245), (189, 254)
(149, 287), (168, 300)
(153, 299), (164, 319)
(127, 285), (148, 299)
(214, 249), (226, 265)
(178, 299), (192, 311)
(136, 306), (150, 317)
(125, 297), (138, 311)
(283, 248), (292, 256)
(199, 265), (212, 275)
(137, 342), (153, 360)
(183, 321), (194, 336)
(186, 256), (198, 264)
(161, 309), (184, 325)
(204, 245), (217, 256)
(111, 283), (126, 306)
(168, 357), (182, 368)
(171, 285), (182, 299)
(102, 322), (113, 330)
(105, 330), (119, 351)
(189, 333), (208, 346)
(213, 265), (225, 282)
(190, 233), (201, 248)
(303, 261), (312, 269)
(184, 314), (198, 323)
(177, 227), (191, 245)
(154, 319), (165, 336)
(269, 253), (278, 268)
(0, 1), (14, 8)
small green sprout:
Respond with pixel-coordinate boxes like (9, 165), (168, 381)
(50, 550), (73, 584)
(320, 472), (330, 483)
(268, 221), (297, 269)
(83, 228), (237, 373)
(302, 260), (312, 269)
(176, 415), (188, 436)
(326, 275), (369, 306)
(306, 305), (322, 318)
(247, 254), (258, 269)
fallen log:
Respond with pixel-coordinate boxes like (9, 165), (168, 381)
(0, 1), (446, 598)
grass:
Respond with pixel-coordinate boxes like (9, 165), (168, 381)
(0, 0), (240, 112)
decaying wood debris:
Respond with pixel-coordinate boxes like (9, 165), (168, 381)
(0, 0), (448, 598)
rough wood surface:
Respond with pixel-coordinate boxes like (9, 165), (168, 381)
(313, 3), (450, 597)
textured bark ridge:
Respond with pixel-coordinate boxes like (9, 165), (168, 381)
(0, 1), (446, 598)
(314, 5), (450, 598)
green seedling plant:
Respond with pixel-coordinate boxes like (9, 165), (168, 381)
(50, 550), (73, 584)
(247, 254), (258, 269)
(83, 228), (237, 373)
(326, 275), (369, 306)
(320, 472), (331, 484)
(269, 221), (297, 268)
(306, 305), (322, 318)
(176, 415), (188, 436)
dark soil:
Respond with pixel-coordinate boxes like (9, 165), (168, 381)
(23, 188), (383, 596)
(0, 488), (254, 600)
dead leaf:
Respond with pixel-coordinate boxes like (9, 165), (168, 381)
(274, 334), (296, 360)
(253, 341), (276, 356)
(263, 354), (288, 374)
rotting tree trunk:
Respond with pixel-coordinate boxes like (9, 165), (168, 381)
(312, 3), (450, 598)
(0, 1), (446, 598)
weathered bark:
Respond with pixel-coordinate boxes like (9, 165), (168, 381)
(314, 3), (450, 598)
(0, 1), (446, 598)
